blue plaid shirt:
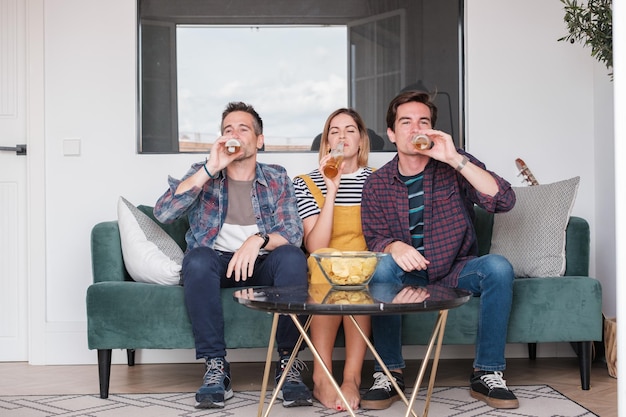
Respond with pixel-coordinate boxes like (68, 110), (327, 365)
(154, 161), (303, 252)
(361, 152), (515, 287)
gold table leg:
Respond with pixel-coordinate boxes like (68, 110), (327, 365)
(347, 315), (419, 417)
(258, 314), (312, 417)
(257, 313), (279, 417)
(257, 309), (449, 417)
(403, 309), (449, 417)
(288, 314), (357, 417)
(349, 309), (449, 417)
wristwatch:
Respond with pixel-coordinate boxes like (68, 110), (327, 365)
(254, 232), (270, 249)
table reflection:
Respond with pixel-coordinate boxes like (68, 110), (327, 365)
(233, 284), (471, 315)
(322, 289), (375, 305)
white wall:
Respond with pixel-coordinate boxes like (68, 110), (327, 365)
(594, 60), (617, 324)
(32, 0), (615, 364)
(614, 0), (626, 411)
(465, 1), (615, 315)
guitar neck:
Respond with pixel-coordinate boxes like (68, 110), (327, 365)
(515, 158), (539, 186)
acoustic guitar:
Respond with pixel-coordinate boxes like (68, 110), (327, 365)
(515, 158), (539, 186)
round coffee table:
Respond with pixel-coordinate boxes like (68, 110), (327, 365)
(233, 283), (471, 417)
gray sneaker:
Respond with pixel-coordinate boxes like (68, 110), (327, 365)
(275, 356), (312, 407)
(195, 357), (233, 409)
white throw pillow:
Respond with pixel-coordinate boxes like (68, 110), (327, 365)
(489, 176), (580, 277)
(117, 196), (184, 285)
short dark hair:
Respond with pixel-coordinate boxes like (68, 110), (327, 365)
(222, 102), (263, 135)
(386, 91), (438, 131)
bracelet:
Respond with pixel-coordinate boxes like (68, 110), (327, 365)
(203, 163), (215, 179)
(456, 155), (469, 172)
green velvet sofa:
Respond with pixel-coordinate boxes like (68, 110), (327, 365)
(87, 205), (603, 399)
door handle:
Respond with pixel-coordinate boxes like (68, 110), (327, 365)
(0, 144), (27, 155)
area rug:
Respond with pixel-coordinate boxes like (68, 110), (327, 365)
(0, 385), (597, 416)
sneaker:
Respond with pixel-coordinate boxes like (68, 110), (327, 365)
(360, 371), (405, 410)
(275, 356), (313, 407)
(470, 370), (519, 409)
(195, 357), (233, 409)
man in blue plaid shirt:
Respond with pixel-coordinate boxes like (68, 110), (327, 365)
(154, 102), (311, 410)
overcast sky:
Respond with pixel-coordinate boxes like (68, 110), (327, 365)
(177, 26), (348, 147)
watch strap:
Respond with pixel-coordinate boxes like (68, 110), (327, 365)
(255, 232), (269, 249)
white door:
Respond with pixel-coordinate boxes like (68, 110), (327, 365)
(0, 0), (29, 361)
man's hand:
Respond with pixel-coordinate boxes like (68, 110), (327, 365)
(174, 135), (244, 195)
(227, 236), (263, 281)
(387, 241), (430, 272)
(392, 286), (430, 304)
(413, 129), (457, 164)
(204, 136), (244, 175)
(238, 287), (256, 300)
(416, 128), (498, 196)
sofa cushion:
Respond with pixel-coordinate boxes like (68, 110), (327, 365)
(400, 275), (603, 345)
(117, 196), (184, 285)
(86, 282), (273, 349)
(489, 177), (580, 277)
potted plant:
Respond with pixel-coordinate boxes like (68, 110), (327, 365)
(558, 0), (612, 78)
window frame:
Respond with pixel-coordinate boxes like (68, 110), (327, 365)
(137, 0), (465, 154)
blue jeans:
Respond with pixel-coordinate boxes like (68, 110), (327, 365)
(182, 245), (308, 359)
(369, 254), (514, 372)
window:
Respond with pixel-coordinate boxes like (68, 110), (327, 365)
(176, 25), (348, 152)
(138, 0), (464, 153)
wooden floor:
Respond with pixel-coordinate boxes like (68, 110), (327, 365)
(0, 357), (616, 416)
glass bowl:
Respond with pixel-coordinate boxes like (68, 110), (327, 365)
(311, 251), (386, 289)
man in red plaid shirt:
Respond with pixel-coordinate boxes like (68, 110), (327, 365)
(360, 90), (519, 410)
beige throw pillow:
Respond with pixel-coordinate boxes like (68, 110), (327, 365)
(489, 176), (580, 277)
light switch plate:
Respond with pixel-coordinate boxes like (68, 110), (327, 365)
(63, 139), (81, 156)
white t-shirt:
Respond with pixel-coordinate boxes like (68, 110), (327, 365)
(214, 178), (259, 253)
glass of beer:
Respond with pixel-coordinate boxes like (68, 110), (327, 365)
(225, 138), (241, 153)
(412, 134), (434, 150)
(323, 141), (345, 178)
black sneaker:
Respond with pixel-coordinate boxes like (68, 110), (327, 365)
(360, 371), (405, 410)
(195, 357), (233, 409)
(470, 370), (519, 409)
(275, 356), (313, 407)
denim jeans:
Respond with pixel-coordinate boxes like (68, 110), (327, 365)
(369, 254), (514, 372)
(182, 244), (308, 360)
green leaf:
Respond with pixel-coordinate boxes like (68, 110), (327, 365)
(558, 0), (612, 78)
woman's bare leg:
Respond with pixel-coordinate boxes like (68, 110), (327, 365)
(337, 314), (370, 411)
(311, 315), (342, 409)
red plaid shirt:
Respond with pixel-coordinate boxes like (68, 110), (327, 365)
(361, 152), (515, 287)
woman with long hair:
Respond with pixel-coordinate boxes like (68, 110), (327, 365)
(293, 108), (374, 410)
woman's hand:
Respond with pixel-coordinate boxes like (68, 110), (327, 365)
(319, 153), (343, 194)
